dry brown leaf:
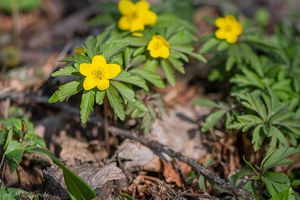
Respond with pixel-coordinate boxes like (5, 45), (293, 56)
(162, 161), (182, 187)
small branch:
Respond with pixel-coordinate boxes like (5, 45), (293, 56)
(103, 98), (110, 152)
(108, 126), (254, 200)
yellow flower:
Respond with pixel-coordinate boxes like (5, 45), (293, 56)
(215, 15), (243, 44)
(147, 35), (170, 59)
(79, 55), (121, 91)
(118, 0), (157, 32)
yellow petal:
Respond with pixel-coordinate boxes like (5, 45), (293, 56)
(118, 0), (134, 15)
(147, 39), (155, 51)
(233, 23), (243, 35)
(103, 64), (121, 79)
(143, 10), (157, 26)
(80, 63), (94, 76)
(118, 16), (130, 30)
(149, 49), (160, 58)
(83, 76), (97, 90)
(215, 17), (226, 28)
(97, 79), (110, 90)
(135, 0), (150, 11)
(132, 32), (143, 37)
(130, 19), (145, 32)
(159, 47), (170, 59)
(226, 35), (238, 44)
(92, 55), (106, 66)
(215, 29), (227, 39)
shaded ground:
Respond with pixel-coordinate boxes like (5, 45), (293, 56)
(1, 0), (299, 199)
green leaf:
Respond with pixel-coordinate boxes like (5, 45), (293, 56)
(111, 81), (136, 103)
(49, 80), (82, 103)
(0, 0), (41, 12)
(271, 189), (294, 200)
(198, 176), (207, 192)
(0, 188), (16, 200)
(80, 90), (95, 123)
(84, 36), (99, 59)
(64, 54), (91, 64)
(261, 172), (290, 196)
(102, 41), (129, 62)
(95, 91), (106, 105)
(261, 147), (300, 170)
(200, 37), (219, 54)
(107, 86), (125, 120)
(161, 59), (176, 86)
(252, 125), (263, 151)
(232, 114), (263, 132)
(172, 45), (207, 63)
(133, 47), (146, 57)
(269, 126), (289, 149)
(125, 37), (147, 47)
(144, 59), (158, 72)
(5, 141), (25, 171)
(131, 68), (165, 88)
(217, 40), (230, 51)
(192, 98), (219, 108)
(114, 71), (148, 91)
(168, 56), (185, 73)
(202, 110), (226, 132)
(52, 66), (78, 77)
(30, 147), (96, 200)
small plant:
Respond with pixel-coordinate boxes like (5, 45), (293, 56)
(49, 0), (206, 129)
(194, 9), (300, 199)
(0, 116), (96, 199)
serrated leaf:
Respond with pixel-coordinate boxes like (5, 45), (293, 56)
(172, 45), (207, 63)
(125, 37), (148, 47)
(131, 68), (165, 88)
(168, 56), (185, 73)
(269, 126), (289, 149)
(261, 172), (290, 196)
(261, 147), (300, 170)
(202, 110), (226, 132)
(144, 59), (158, 72)
(84, 36), (99, 59)
(217, 40), (230, 51)
(271, 189), (294, 200)
(49, 80), (82, 103)
(102, 41), (129, 62)
(95, 91), (106, 105)
(114, 71), (148, 91)
(64, 54), (91, 64)
(52, 66), (79, 77)
(161, 59), (176, 86)
(111, 81), (136, 103)
(133, 47), (145, 57)
(192, 98), (219, 108)
(200, 37), (219, 54)
(252, 125), (263, 151)
(80, 90), (95, 123)
(107, 86), (125, 120)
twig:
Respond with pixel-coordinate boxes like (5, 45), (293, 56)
(0, 91), (103, 124)
(108, 126), (254, 200)
(103, 98), (110, 152)
(1, 90), (252, 199)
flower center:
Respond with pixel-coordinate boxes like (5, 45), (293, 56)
(91, 69), (104, 81)
(154, 41), (163, 50)
(128, 11), (139, 20)
(224, 25), (232, 32)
